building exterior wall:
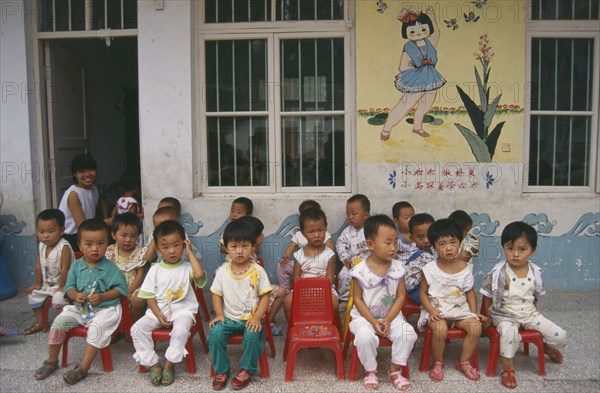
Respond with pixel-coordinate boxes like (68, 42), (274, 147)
(1, 1), (598, 291)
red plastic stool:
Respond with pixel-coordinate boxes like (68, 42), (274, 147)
(346, 333), (410, 380)
(419, 326), (479, 372)
(484, 325), (546, 376)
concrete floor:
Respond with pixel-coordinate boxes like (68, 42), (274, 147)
(1, 291), (598, 392)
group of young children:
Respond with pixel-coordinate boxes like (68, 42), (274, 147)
(23, 154), (566, 391)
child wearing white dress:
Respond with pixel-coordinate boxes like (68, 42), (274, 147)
(349, 215), (417, 391)
(336, 194), (371, 304)
(131, 220), (206, 386)
(278, 200), (335, 293)
(480, 221), (566, 389)
(283, 207), (339, 320)
(419, 219), (486, 382)
(24, 209), (74, 335)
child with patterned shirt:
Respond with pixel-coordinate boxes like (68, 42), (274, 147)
(24, 209), (74, 335)
(480, 222), (566, 389)
(278, 200), (335, 293)
(404, 213), (436, 305)
(34, 219), (128, 384)
(209, 219), (272, 391)
(448, 210), (479, 263)
(419, 219), (485, 382)
(392, 201), (416, 264)
(106, 213), (148, 322)
(349, 215), (417, 391)
(131, 220), (206, 386)
(336, 194), (371, 305)
(283, 207), (339, 320)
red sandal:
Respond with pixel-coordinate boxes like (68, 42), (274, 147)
(501, 369), (517, 389)
(456, 360), (480, 381)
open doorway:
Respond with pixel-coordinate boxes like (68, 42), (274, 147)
(44, 37), (139, 215)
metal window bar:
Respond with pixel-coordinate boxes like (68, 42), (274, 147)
(584, 117), (589, 182)
(536, 117), (541, 184)
(315, 119), (319, 186)
(552, 117), (557, 184)
(68, 0), (71, 30)
(586, 39), (591, 111)
(554, 39), (558, 110)
(121, 0), (124, 29)
(233, 117), (238, 186)
(331, 115), (335, 186)
(568, 116), (572, 185)
(105, 0), (108, 29)
(249, 117), (254, 186)
(217, 119), (222, 186)
(570, 39), (574, 111)
(282, 118), (287, 186)
(85, 0), (91, 30)
(300, 116), (303, 186)
(52, 0), (56, 31)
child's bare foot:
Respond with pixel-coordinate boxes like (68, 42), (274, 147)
(412, 129), (430, 137)
(380, 130), (391, 141)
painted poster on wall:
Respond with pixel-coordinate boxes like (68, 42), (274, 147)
(357, 0), (525, 164)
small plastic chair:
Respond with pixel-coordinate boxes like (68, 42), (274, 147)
(137, 285), (209, 375)
(419, 325), (479, 372)
(480, 303), (546, 376)
(402, 297), (421, 320)
(283, 277), (345, 381)
(256, 257), (276, 358)
(61, 296), (131, 372)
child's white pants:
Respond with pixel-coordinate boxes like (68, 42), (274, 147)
(497, 312), (566, 359)
(131, 314), (194, 366)
(337, 266), (351, 302)
(349, 315), (417, 372)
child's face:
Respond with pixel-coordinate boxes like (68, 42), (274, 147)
(366, 226), (398, 263)
(406, 22), (430, 41)
(112, 224), (139, 252)
(79, 229), (109, 264)
(433, 235), (461, 262)
(346, 201), (369, 229)
(301, 218), (327, 248)
(503, 235), (535, 269)
(153, 213), (178, 228)
(37, 219), (64, 247)
(157, 233), (185, 264)
(394, 207), (414, 234)
(411, 222), (432, 251)
(229, 202), (249, 221)
(74, 169), (96, 189)
(226, 239), (254, 265)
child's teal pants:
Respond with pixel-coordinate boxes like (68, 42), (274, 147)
(208, 318), (264, 374)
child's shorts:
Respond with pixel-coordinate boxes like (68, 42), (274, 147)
(49, 303), (122, 348)
(277, 259), (294, 292)
(28, 288), (68, 309)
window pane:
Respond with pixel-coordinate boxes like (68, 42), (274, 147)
(205, 40), (268, 112)
(528, 115), (591, 186)
(280, 38), (345, 112)
(276, 0), (343, 21)
(281, 115), (345, 187)
(207, 116), (269, 186)
(205, 0), (270, 23)
(532, 0), (599, 20)
(531, 38), (594, 111)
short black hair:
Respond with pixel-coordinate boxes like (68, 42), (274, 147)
(299, 207), (327, 232)
(153, 206), (179, 221)
(364, 214), (397, 241)
(501, 221), (538, 250)
(70, 154), (97, 183)
(37, 209), (65, 228)
(232, 197), (253, 216)
(392, 201), (414, 219)
(111, 212), (143, 234)
(223, 219), (257, 246)
(153, 220), (185, 244)
(347, 194), (370, 213)
(401, 11), (434, 39)
(77, 219), (109, 242)
(238, 216), (264, 237)
(159, 197), (181, 214)
(298, 199), (321, 213)
(409, 213), (435, 234)
(428, 219), (463, 245)
(448, 210), (473, 233)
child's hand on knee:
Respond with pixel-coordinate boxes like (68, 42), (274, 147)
(429, 308), (443, 322)
(246, 318), (262, 332)
(158, 314), (172, 328)
(209, 316), (224, 329)
(27, 284), (41, 294)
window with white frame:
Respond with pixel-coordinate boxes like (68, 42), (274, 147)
(198, 0), (351, 192)
(526, 0), (599, 190)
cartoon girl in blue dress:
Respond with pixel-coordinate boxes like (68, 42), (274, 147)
(381, 6), (446, 141)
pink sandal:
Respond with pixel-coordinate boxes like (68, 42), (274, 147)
(456, 360), (480, 381)
(363, 371), (378, 390)
(388, 369), (410, 391)
(412, 129), (431, 137)
(428, 361), (444, 382)
(380, 130), (391, 141)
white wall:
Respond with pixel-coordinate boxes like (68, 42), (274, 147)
(0, 0), (36, 233)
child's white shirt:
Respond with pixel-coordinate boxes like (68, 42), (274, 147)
(335, 225), (370, 263)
